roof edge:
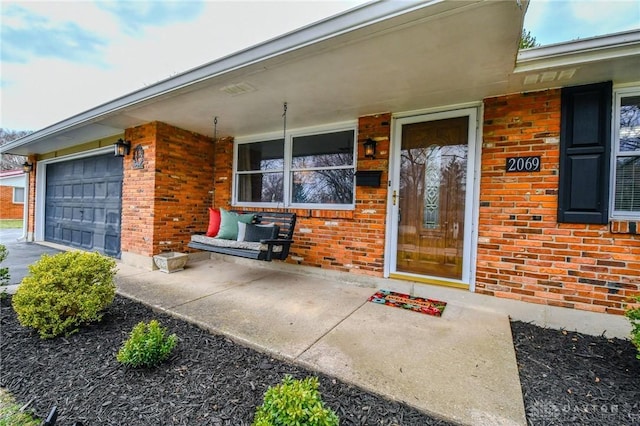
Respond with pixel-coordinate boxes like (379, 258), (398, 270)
(3, 0), (446, 153)
(515, 29), (640, 72)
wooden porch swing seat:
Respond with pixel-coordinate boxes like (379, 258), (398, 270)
(188, 211), (296, 261)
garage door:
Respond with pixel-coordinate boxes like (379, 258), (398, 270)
(45, 154), (123, 257)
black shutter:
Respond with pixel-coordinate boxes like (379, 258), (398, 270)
(558, 82), (612, 224)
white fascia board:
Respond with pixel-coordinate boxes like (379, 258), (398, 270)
(0, 175), (25, 187)
(4, 0), (446, 153)
(515, 29), (640, 73)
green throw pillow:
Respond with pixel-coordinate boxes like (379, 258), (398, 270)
(216, 209), (254, 240)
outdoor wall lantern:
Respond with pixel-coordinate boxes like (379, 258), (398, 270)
(22, 161), (33, 173)
(113, 138), (131, 157)
(364, 138), (377, 159)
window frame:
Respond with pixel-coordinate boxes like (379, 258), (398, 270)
(233, 121), (358, 210)
(610, 86), (640, 219)
(12, 187), (25, 204)
(234, 137), (286, 205)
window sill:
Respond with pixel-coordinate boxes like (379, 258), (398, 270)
(234, 206), (355, 220)
(609, 220), (639, 235)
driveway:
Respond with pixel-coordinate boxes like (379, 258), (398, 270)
(0, 229), (61, 286)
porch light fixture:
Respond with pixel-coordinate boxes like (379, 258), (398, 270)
(364, 138), (377, 159)
(22, 161), (33, 173)
(113, 138), (131, 157)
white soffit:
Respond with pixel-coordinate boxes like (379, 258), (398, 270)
(512, 29), (640, 91)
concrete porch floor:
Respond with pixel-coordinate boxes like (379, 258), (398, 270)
(116, 256), (528, 425)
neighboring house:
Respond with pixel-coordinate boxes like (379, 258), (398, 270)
(0, 170), (26, 220)
(2, 1), (639, 316)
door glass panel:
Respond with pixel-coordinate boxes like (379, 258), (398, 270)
(396, 117), (468, 279)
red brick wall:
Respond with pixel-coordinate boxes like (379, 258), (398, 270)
(122, 122), (214, 257)
(0, 186), (23, 219)
(122, 123), (157, 256)
(211, 113), (390, 276)
(213, 137), (234, 210)
(478, 90), (640, 315)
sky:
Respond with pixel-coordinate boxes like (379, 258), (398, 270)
(1, 0), (639, 133)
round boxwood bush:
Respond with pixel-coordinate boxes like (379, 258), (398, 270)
(117, 319), (177, 368)
(626, 295), (640, 360)
(253, 375), (339, 426)
(12, 251), (117, 339)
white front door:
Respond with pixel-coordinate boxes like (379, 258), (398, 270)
(386, 108), (478, 287)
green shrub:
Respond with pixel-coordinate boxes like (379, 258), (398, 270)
(0, 244), (9, 286)
(117, 320), (177, 368)
(625, 295), (640, 360)
(252, 375), (339, 426)
(12, 251), (116, 339)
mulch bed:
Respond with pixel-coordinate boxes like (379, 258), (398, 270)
(1, 295), (639, 425)
(0, 295), (453, 426)
(512, 321), (640, 425)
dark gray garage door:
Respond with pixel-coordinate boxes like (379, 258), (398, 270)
(45, 154), (123, 257)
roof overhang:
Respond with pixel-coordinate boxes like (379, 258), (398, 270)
(4, 0), (528, 156)
(0, 170), (26, 187)
(510, 29), (640, 93)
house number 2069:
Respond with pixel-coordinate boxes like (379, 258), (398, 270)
(506, 156), (541, 172)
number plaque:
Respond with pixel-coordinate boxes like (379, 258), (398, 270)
(506, 156), (541, 173)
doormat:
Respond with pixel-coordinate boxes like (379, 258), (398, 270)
(368, 289), (446, 317)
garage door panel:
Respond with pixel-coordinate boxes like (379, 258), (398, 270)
(106, 208), (120, 226)
(81, 230), (93, 248)
(71, 229), (81, 246)
(105, 234), (120, 256)
(72, 184), (82, 198)
(45, 154), (123, 257)
(107, 180), (121, 198)
(45, 224), (54, 240)
(83, 208), (94, 223)
(72, 162), (83, 175)
(94, 208), (105, 223)
(83, 183), (94, 198)
(95, 182), (106, 198)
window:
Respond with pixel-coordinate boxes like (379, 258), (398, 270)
(236, 139), (284, 203)
(13, 187), (25, 204)
(612, 89), (640, 217)
(234, 126), (356, 209)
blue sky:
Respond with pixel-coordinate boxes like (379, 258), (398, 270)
(525, 0), (639, 45)
(1, 0), (639, 132)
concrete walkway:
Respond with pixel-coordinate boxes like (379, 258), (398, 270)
(116, 256), (527, 426)
(0, 229), (61, 287)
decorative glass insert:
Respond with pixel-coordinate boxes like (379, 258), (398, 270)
(423, 146), (441, 229)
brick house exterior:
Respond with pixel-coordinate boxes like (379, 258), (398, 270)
(478, 90), (639, 315)
(6, 2), (639, 319)
(40, 88), (630, 317)
(0, 171), (25, 220)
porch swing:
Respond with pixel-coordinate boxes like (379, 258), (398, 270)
(188, 104), (297, 261)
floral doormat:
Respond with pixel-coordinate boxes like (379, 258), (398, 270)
(368, 289), (446, 317)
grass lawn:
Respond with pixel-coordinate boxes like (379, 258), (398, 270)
(0, 220), (22, 229)
(0, 388), (40, 425)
